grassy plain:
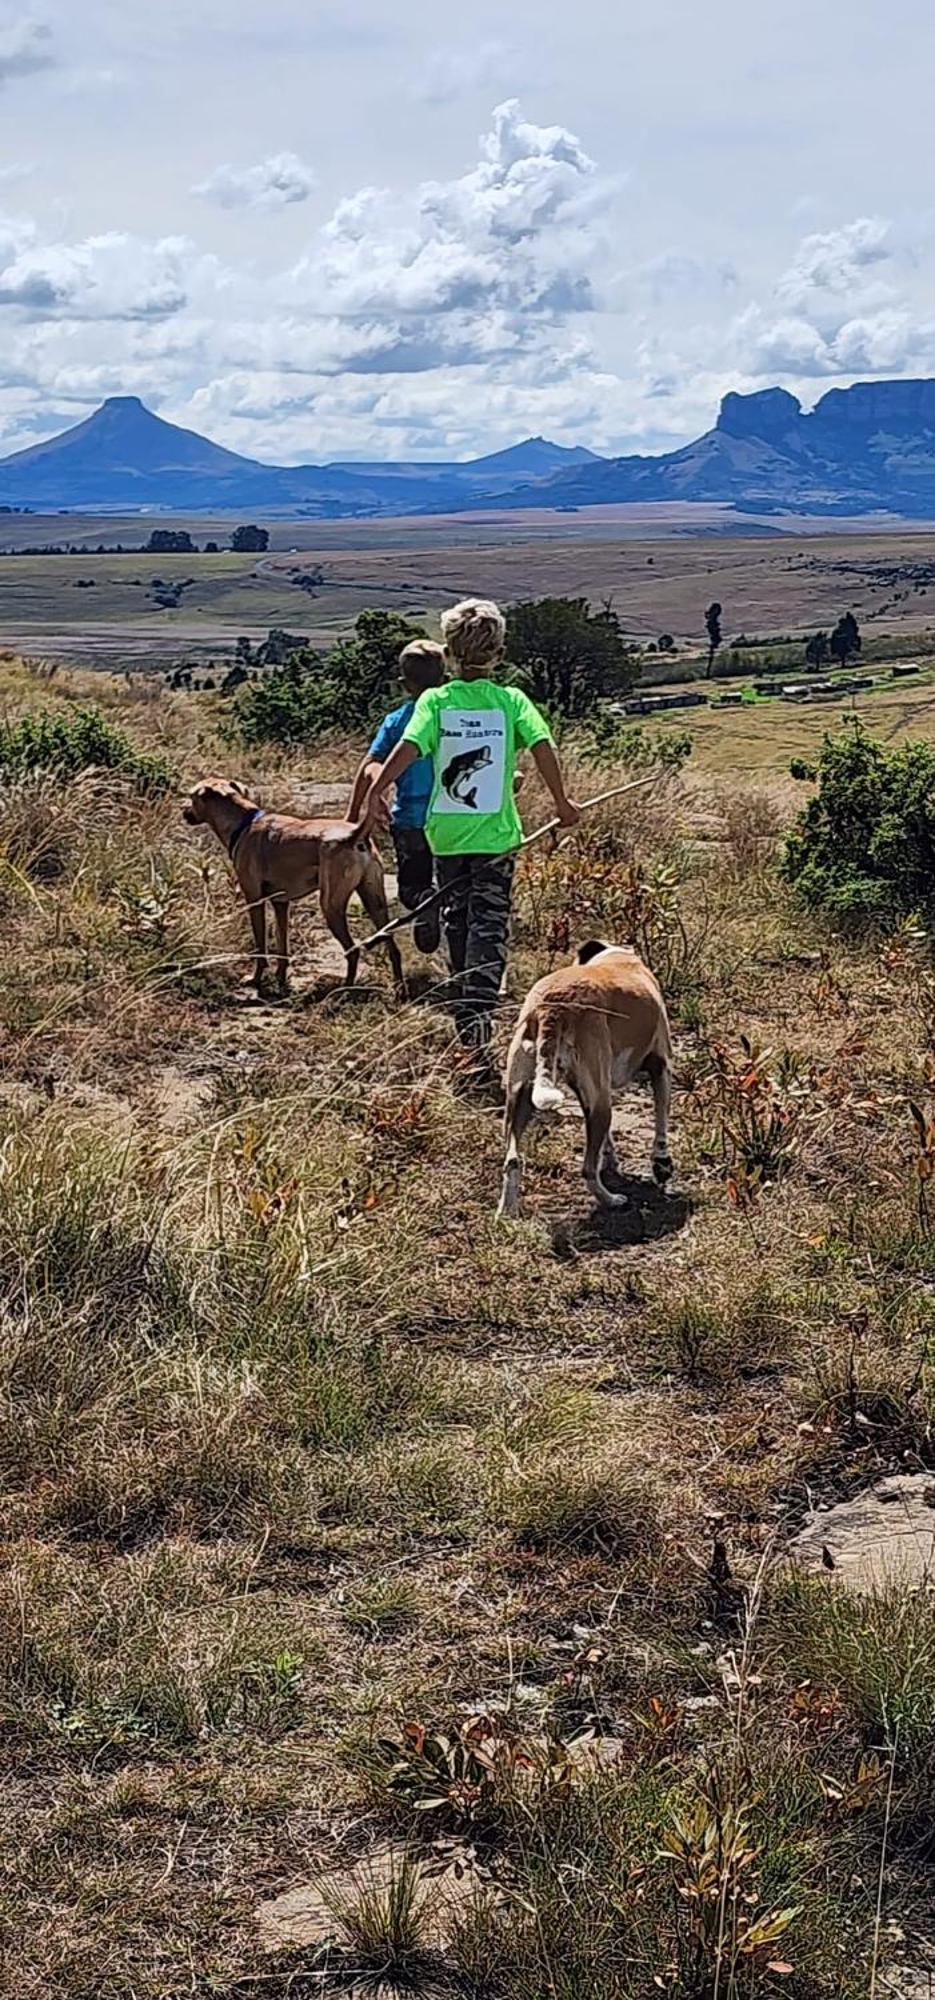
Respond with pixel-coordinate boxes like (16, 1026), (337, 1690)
(1, 649), (934, 1996)
(5, 515), (935, 667)
(647, 668), (935, 773)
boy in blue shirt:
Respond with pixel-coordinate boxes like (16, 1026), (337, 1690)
(348, 639), (446, 953)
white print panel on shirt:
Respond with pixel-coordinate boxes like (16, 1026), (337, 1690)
(434, 708), (507, 814)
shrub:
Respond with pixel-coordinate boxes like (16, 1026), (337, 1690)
(0, 704), (172, 795)
(233, 609), (426, 747)
(781, 719), (935, 925)
(580, 713), (693, 773)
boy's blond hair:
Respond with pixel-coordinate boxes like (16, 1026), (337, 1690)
(440, 597), (506, 670)
(399, 639), (446, 694)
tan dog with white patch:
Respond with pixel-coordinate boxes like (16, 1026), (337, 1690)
(498, 939), (674, 1219)
(183, 777), (403, 995)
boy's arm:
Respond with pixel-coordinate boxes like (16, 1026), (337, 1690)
(360, 739), (419, 826)
(530, 740), (580, 827)
(348, 755), (389, 826)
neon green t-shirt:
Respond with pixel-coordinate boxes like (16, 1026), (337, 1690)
(402, 678), (552, 856)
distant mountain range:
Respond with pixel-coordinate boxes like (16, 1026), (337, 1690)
(0, 397), (599, 515)
(6, 380), (935, 517)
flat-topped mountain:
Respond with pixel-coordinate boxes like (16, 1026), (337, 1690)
(494, 379), (935, 516)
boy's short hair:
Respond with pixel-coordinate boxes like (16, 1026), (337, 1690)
(399, 639), (446, 694)
(440, 597), (506, 670)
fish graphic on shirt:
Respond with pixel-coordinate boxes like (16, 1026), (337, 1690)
(440, 744), (492, 810)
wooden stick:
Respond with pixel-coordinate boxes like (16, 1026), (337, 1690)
(356, 771), (660, 956)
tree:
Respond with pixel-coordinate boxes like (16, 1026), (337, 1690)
(505, 597), (637, 718)
(829, 612), (861, 670)
(805, 631), (830, 671)
(255, 627), (303, 666)
(231, 524), (269, 553)
(145, 528), (194, 553)
(657, 633), (675, 652)
(704, 602), (722, 678)
(204, 540), (219, 554)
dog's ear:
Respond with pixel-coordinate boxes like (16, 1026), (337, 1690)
(576, 938), (611, 965)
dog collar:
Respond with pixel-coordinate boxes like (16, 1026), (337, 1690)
(228, 807), (264, 856)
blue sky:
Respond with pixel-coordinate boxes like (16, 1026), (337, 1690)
(2, 0), (935, 461)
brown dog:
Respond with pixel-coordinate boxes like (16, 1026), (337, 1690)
(498, 939), (674, 1218)
(183, 777), (403, 994)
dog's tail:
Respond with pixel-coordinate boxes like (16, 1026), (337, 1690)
(531, 1014), (565, 1112)
(321, 818), (371, 853)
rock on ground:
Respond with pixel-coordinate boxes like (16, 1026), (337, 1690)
(790, 1474), (935, 1593)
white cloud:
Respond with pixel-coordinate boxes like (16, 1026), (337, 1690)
(0, 161), (34, 185)
(194, 152), (316, 211)
(0, 15), (54, 86)
(56, 65), (120, 95)
(7, 82), (935, 470)
(294, 99), (604, 335)
(719, 214), (935, 383)
(775, 217), (895, 310)
(0, 228), (198, 319)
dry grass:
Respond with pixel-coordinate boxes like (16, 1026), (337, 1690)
(1, 654), (934, 1997)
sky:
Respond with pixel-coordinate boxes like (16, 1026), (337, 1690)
(2, 0), (935, 465)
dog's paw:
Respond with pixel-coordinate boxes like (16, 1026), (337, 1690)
(587, 1175), (628, 1210)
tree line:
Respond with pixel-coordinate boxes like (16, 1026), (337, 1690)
(0, 524), (270, 557)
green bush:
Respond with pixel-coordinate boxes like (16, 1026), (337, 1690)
(233, 610), (426, 748)
(781, 719), (935, 925)
(0, 705), (172, 795)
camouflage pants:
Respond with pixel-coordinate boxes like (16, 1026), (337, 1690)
(436, 852), (515, 1048)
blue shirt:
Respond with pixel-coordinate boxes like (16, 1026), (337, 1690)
(369, 700), (434, 829)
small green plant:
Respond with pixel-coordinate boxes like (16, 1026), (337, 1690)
(0, 704), (172, 794)
(344, 1578), (421, 1639)
(379, 1716), (535, 1828)
(324, 1853), (433, 1976)
(768, 1575), (935, 1772)
(659, 1765), (799, 1987)
(664, 1300), (726, 1381)
(685, 1035), (809, 1202)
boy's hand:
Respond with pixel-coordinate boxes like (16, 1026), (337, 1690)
(555, 798), (581, 828)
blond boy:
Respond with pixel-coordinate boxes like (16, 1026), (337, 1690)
(362, 598), (579, 1057)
